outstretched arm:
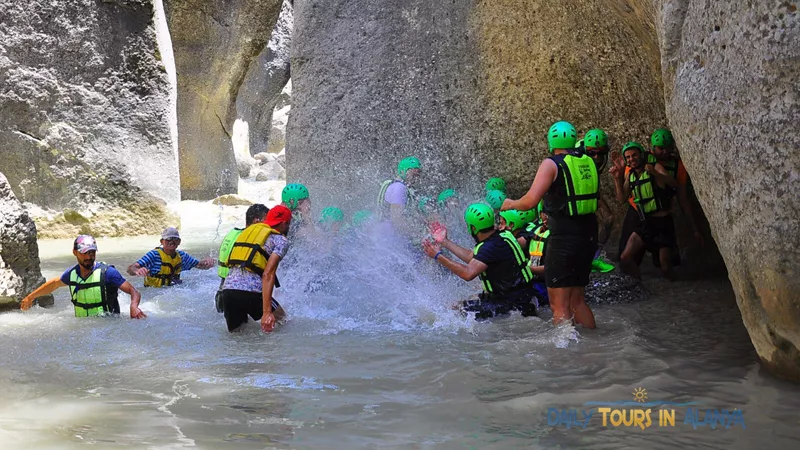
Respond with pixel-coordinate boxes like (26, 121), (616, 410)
(20, 278), (65, 310)
(127, 262), (149, 277)
(423, 240), (488, 281)
(194, 257), (215, 270)
(501, 159), (557, 212)
(441, 239), (474, 264)
(119, 282), (146, 319)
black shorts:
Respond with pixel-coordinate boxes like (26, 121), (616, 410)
(461, 288), (537, 320)
(636, 215), (677, 254)
(220, 289), (282, 332)
(544, 231), (597, 288)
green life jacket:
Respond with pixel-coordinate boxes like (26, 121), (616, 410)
(217, 227), (244, 278)
(472, 230), (533, 294)
(629, 169), (666, 215)
(547, 153), (599, 217)
(65, 263), (118, 317)
(528, 223), (551, 262)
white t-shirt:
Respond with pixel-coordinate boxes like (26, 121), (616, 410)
(384, 181), (408, 206)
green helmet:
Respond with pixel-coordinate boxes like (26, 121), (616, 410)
(651, 128), (674, 148)
(417, 196), (434, 214)
(437, 189), (458, 208)
(547, 121), (577, 151)
(622, 141), (645, 154)
(584, 128), (608, 148)
(351, 209), (374, 227)
(319, 206), (344, 224)
(499, 209), (526, 232)
(520, 208), (537, 225)
(485, 177), (506, 193)
(397, 156), (421, 179)
(464, 203), (495, 234)
(485, 189), (507, 210)
(282, 183), (310, 210)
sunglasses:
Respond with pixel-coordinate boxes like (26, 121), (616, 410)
(163, 238), (181, 245)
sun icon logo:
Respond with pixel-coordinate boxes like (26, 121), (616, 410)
(633, 387), (648, 403)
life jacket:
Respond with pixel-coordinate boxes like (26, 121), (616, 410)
(65, 263), (120, 317)
(227, 223), (279, 275)
(625, 152), (659, 208)
(472, 230), (533, 295)
(144, 248), (182, 287)
(544, 153), (599, 218)
(528, 223), (551, 267)
(217, 227), (244, 279)
(628, 168), (667, 215)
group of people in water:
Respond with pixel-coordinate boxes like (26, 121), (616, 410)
(20, 121), (701, 334)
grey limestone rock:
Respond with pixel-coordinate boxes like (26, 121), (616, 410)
(654, 0), (800, 381)
(0, 0), (179, 238)
(165, 0), (283, 200)
(0, 171), (53, 309)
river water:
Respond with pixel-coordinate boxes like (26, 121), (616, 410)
(1, 199), (799, 449)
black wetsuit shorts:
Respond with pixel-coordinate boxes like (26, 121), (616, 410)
(220, 289), (282, 332)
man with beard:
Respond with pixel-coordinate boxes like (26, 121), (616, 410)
(20, 235), (146, 318)
(219, 205), (292, 333)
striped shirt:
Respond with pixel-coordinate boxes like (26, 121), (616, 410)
(136, 249), (200, 276)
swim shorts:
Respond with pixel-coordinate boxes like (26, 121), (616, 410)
(220, 289), (282, 332)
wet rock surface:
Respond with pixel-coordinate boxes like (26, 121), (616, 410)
(655, 0), (800, 381)
(0, 0), (178, 237)
(0, 171), (52, 309)
(586, 273), (647, 305)
(165, 0), (283, 200)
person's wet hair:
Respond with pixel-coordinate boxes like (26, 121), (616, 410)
(246, 204), (269, 225)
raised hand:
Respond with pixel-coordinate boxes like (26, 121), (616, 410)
(429, 221), (447, 243)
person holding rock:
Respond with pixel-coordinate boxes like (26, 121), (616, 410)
(501, 121), (598, 329)
(127, 227), (214, 287)
(20, 235), (146, 319)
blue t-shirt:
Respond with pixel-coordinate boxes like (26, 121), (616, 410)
(60, 263), (127, 290)
(136, 249), (200, 276)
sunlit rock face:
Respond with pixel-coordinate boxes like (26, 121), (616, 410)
(0, 0), (178, 237)
(0, 171), (52, 309)
(164, 0), (283, 200)
(288, 0), (665, 209)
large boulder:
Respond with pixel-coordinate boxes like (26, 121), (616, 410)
(288, 0), (665, 208)
(0, 172), (52, 309)
(236, 0), (293, 156)
(0, 0), (179, 238)
(165, 0), (283, 199)
(655, 0), (800, 381)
